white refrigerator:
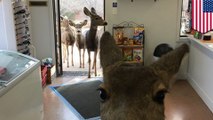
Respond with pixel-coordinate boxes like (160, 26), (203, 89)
(0, 50), (43, 120)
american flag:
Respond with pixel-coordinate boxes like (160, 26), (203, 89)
(192, 0), (213, 33)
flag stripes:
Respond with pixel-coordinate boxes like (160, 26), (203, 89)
(192, 0), (213, 33)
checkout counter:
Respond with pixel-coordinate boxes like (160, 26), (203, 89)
(185, 35), (213, 112)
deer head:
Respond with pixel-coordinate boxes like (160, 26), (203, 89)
(60, 16), (70, 29)
(69, 20), (87, 35)
(83, 7), (107, 27)
(99, 32), (189, 120)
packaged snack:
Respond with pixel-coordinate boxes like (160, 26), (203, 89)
(123, 48), (132, 61)
(133, 48), (143, 62)
(133, 27), (144, 45)
(0, 67), (7, 76)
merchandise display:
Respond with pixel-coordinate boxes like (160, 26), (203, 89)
(12, 1), (31, 55)
(113, 21), (145, 63)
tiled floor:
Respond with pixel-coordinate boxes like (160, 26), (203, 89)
(43, 75), (213, 120)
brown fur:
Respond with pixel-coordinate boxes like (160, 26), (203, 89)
(84, 7), (107, 78)
(99, 32), (189, 120)
(61, 17), (75, 67)
(69, 20), (87, 68)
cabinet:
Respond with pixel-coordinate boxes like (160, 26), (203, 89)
(113, 21), (145, 64)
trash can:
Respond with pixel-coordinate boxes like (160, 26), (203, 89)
(153, 43), (173, 62)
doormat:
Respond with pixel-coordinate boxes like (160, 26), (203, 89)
(62, 71), (88, 77)
(49, 80), (102, 120)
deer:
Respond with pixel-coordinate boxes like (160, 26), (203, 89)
(69, 19), (88, 68)
(60, 16), (75, 68)
(83, 7), (107, 78)
(99, 31), (189, 120)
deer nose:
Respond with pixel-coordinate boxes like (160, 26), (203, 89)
(104, 22), (108, 25)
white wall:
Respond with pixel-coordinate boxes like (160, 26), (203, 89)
(105, 0), (182, 65)
(28, 0), (55, 63)
(0, 0), (17, 51)
(188, 39), (213, 112)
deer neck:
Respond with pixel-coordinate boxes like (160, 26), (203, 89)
(89, 25), (98, 39)
(65, 26), (70, 31)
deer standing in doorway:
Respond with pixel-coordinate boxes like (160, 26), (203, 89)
(99, 31), (189, 120)
(60, 16), (75, 67)
(83, 7), (107, 78)
(69, 20), (88, 68)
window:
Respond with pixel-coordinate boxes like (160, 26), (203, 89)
(180, 0), (191, 36)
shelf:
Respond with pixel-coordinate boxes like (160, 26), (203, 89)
(12, 1), (32, 55)
(124, 61), (144, 64)
(117, 45), (143, 48)
(113, 21), (145, 64)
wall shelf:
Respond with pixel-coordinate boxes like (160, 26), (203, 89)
(113, 21), (145, 64)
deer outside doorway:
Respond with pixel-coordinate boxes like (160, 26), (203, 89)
(57, 0), (105, 77)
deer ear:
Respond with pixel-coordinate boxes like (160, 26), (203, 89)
(68, 20), (75, 26)
(100, 31), (123, 69)
(150, 44), (189, 86)
(78, 20), (87, 27)
(60, 16), (64, 21)
(83, 20), (88, 26)
(91, 7), (97, 14)
(84, 7), (92, 16)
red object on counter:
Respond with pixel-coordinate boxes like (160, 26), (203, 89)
(41, 66), (47, 87)
(0, 67), (6, 75)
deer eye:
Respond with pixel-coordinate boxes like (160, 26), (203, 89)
(153, 89), (168, 104)
(97, 87), (109, 102)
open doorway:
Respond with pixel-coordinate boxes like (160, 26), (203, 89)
(54, 0), (105, 77)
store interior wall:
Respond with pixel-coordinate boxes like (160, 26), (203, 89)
(0, 0), (17, 51)
(105, 0), (182, 65)
(0, 0), (56, 65)
(28, 0), (56, 64)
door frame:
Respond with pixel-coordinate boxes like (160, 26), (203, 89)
(52, 0), (63, 76)
(53, 0), (105, 76)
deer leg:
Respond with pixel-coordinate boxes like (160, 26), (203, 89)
(66, 44), (69, 68)
(83, 48), (85, 68)
(88, 51), (91, 78)
(79, 48), (81, 68)
(62, 44), (66, 63)
(71, 45), (74, 66)
(92, 51), (95, 69)
(94, 50), (97, 76)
